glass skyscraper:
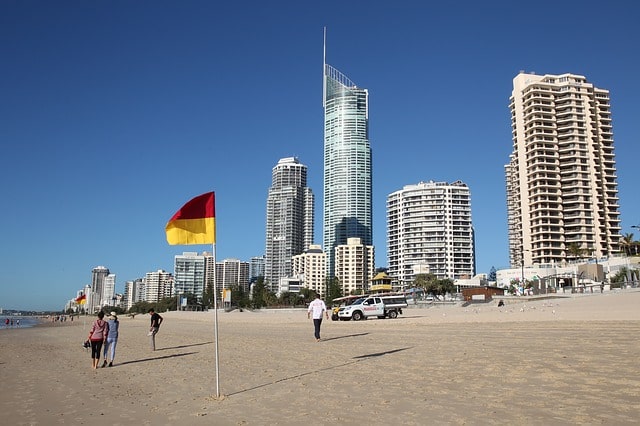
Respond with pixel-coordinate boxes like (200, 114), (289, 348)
(323, 48), (372, 278)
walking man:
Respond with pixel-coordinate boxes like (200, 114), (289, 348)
(307, 294), (328, 342)
(148, 308), (163, 351)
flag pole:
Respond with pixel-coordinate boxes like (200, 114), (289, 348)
(212, 240), (220, 398)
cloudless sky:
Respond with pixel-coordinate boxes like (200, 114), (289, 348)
(1, 1), (639, 311)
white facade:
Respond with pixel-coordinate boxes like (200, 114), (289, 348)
(334, 237), (375, 295)
(215, 258), (250, 292)
(506, 72), (621, 268)
(124, 278), (145, 310)
(103, 274), (116, 306)
(174, 252), (206, 301)
(291, 244), (327, 295)
(89, 266), (109, 312)
(144, 270), (173, 303)
(387, 181), (475, 286)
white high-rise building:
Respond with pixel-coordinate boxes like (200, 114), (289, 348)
(103, 274), (116, 307)
(291, 244), (327, 295)
(264, 157), (314, 292)
(506, 72), (621, 268)
(334, 237), (375, 295)
(215, 258), (250, 292)
(124, 278), (145, 310)
(174, 252), (206, 301)
(387, 181), (475, 286)
(89, 266), (109, 313)
(144, 270), (173, 303)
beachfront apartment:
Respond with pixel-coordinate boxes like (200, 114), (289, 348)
(387, 181), (476, 287)
(505, 72), (621, 269)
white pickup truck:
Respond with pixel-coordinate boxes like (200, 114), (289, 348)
(337, 295), (407, 321)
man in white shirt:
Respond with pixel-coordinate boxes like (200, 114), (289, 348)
(307, 294), (329, 342)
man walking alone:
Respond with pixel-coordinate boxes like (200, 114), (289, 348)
(307, 294), (329, 342)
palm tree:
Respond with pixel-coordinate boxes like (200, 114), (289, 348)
(621, 233), (634, 256)
(566, 242), (585, 261)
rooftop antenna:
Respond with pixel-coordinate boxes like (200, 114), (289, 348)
(323, 27), (326, 107)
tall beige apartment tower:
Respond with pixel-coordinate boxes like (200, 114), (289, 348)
(505, 72), (621, 268)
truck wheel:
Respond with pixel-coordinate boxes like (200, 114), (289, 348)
(352, 311), (363, 321)
(388, 310), (398, 319)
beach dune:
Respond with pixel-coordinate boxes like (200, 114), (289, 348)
(1, 290), (639, 425)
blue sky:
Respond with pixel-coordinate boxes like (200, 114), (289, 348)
(1, 1), (639, 311)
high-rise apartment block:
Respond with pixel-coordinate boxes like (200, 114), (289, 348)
(215, 258), (250, 293)
(89, 266), (109, 312)
(323, 48), (372, 279)
(291, 244), (327, 295)
(144, 269), (173, 303)
(249, 255), (265, 283)
(264, 157), (314, 292)
(506, 72), (621, 267)
(387, 181), (475, 285)
(123, 278), (145, 310)
(334, 237), (375, 295)
(174, 252), (206, 300)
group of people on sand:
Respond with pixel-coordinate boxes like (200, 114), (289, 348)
(86, 308), (163, 369)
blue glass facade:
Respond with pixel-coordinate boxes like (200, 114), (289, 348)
(323, 63), (372, 278)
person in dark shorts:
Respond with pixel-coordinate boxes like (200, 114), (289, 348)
(148, 308), (163, 351)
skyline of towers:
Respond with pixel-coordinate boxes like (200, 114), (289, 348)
(387, 181), (476, 285)
(322, 41), (372, 279)
(264, 157), (314, 292)
(506, 72), (621, 268)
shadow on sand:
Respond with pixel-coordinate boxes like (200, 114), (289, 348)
(226, 346), (413, 397)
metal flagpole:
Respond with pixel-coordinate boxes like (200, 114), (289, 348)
(212, 240), (220, 397)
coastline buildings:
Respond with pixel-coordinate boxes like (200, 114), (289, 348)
(323, 44), (372, 278)
(334, 237), (375, 295)
(291, 244), (327, 295)
(505, 72), (621, 268)
(387, 181), (475, 286)
(89, 266), (109, 313)
(144, 270), (173, 303)
(174, 252), (206, 301)
(215, 258), (250, 293)
(264, 157), (314, 292)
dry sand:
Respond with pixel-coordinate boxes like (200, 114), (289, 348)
(1, 290), (640, 425)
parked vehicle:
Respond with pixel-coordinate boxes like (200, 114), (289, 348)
(330, 295), (362, 321)
(336, 294), (407, 321)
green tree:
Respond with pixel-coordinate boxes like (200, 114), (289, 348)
(325, 277), (342, 304)
(413, 273), (438, 296)
(250, 278), (273, 309)
(488, 266), (497, 282)
(230, 284), (250, 308)
(621, 233), (634, 256)
(566, 242), (585, 260)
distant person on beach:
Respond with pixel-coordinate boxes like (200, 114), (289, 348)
(102, 312), (119, 367)
(87, 311), (109, 369)
(307, 294), (329, 342)
(148, 308), (163, 351)
(4, 318), (8, 327)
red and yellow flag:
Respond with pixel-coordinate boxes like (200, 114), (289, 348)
(75, 294), (87, 304)
(165, 192), (216, 245)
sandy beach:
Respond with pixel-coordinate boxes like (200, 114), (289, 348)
(2, 290), (640, 425)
